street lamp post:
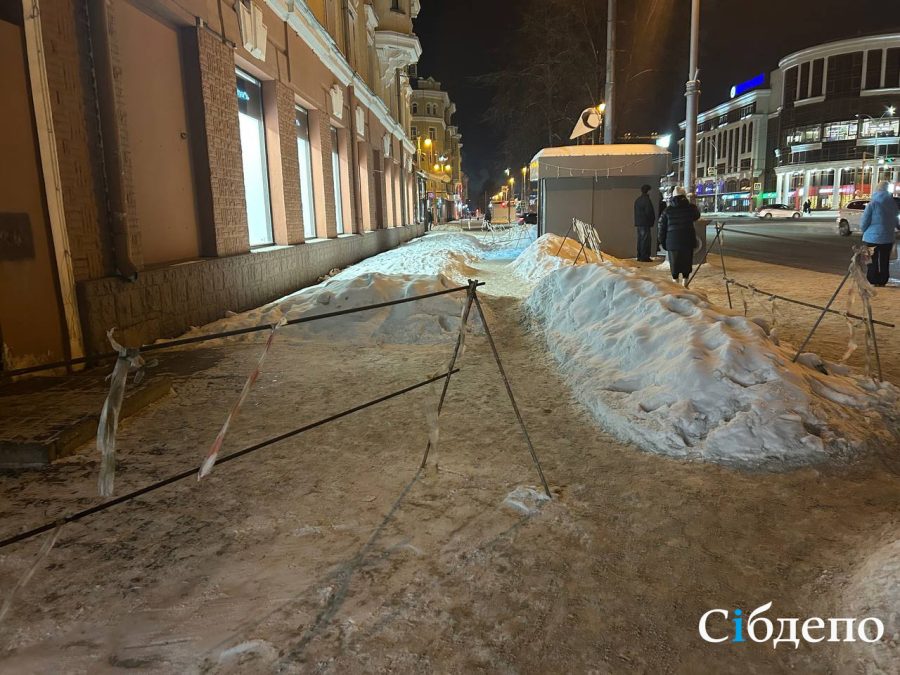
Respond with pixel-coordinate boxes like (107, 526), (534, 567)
(521, 166), (527, 204)
(604, 0), (616, 144)
(683, 0), (701, 197)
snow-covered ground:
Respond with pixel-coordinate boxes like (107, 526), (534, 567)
(1, 227), (898, 673)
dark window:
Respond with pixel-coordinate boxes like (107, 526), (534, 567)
(811, 58), (824, 97)
(866, 49), (883, 90)
(885, 48), (900, 88)
(826, 51), (863, 97)
(783, 66), (798, 105)
(799, 61), (810, 98)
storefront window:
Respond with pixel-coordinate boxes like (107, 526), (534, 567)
(236, 69), (273, 246)
(859, 118), (899, 139)
(295, 106), (317, 239)
(786, 124), (821, 146)
(822, 120), (859, 142)
(330, 126), (345, 234)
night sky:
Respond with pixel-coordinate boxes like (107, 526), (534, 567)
(413, 0), (898, 199)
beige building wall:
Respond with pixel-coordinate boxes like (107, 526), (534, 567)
(0, 18), (66, 368)
(9, 0), (423, 358)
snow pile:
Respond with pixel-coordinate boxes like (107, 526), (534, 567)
(333, 232), (487, 284)
(525, 263), (900, 467)
(180, 273), (476, 345)
(509, 233), (602, 283)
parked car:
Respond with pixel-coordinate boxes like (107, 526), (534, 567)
(836, 197), (900, 236)
(516, 212), (538, 225)
(756, 203), (801, 219)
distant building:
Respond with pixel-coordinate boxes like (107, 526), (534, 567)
(676, 33), (900, 213)
(408, 74), (465, 222)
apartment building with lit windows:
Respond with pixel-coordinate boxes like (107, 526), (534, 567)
(0, 0), (424, 368)
(409, 75), (464, 222)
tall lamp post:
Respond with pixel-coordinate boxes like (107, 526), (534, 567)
(683, 0), (701, 197)
(604, 0), (616, 144)
(521, 166), (527, 204)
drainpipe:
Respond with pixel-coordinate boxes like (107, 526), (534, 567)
(395, 69), (408, 226)
(88, 0), (138, 280)
(341, 0), (363, 234)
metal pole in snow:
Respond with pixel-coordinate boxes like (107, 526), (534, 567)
(603, 0), (616, 145)
(683, 0), (701, 196)
(792, 268), (852, 362)
(472, 293), (552, 500)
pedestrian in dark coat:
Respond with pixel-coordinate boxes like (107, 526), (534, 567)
(633, 184), (656, 261)
(658, 186), (701, 286)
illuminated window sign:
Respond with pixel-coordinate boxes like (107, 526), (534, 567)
(730, 73), (765, 99)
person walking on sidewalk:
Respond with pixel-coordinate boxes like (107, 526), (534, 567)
(658, 186), (701, 286)
(633, 184), (656, 261)
(860, 181), (900, 286)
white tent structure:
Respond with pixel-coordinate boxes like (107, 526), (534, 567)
(529, 145), (676, 259)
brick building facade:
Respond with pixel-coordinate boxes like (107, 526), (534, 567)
(0, 0), (424, 367)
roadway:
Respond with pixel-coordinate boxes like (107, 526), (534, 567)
(701, 216), (859, 275)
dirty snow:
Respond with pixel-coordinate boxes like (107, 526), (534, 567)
(175, 234), (511, 345)
(843, 537), (900, 671)
(525, 262), (900, 467)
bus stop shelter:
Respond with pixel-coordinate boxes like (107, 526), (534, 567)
(530, 145), (679, 259)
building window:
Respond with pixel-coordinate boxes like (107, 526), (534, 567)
(886, 48), (900, 88)
(428, 127), (436, 140)
(412, 102), (418, 114)
(786, 124), (821, 146)
(811, 58), (825, 97)
(865, 50), (883, 90)
(739, 103), (755, 119)
(799, 61), (810, 98)
(295, 106), (317, 239)
(391, 0), (403, 11)
(410, 125), (418, 138)
(859, 118), (899, 139)
(236, 69), (273, 246)
(783, 65), (798, 105)
(330, 126), (345, 234)
(822, 120), (859, 142)
(826, 51), (863, 98)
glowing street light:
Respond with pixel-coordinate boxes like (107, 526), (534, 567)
(888, 105), (897, 117)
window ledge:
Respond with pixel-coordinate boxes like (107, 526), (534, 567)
(794, 95), (825, 107)
(862, 87), (900, 97)
(250, 244), (291, 254)
(303, 237), (329, 244)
